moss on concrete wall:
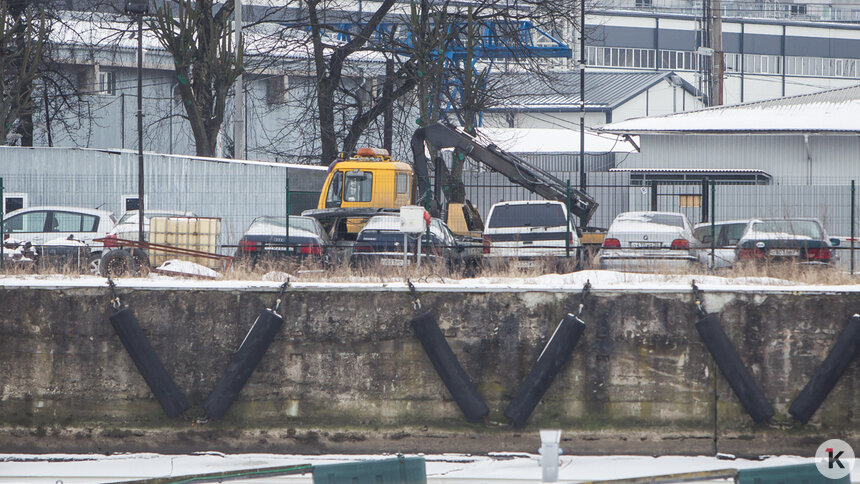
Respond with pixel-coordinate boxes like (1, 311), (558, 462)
(0, 286), (856, 455)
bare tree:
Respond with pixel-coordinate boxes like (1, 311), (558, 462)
(148, 0), (242, 157)
(0, 0), (47, 145)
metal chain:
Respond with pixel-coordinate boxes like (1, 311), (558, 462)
(407, 279), (421, 311)
(576, 280), (592, 318)
(274, 277), (290, 311)
(692, 280), (707, 317)
(107, 277), (120, 311)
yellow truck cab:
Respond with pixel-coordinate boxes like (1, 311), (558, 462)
(318, 148), (413, 210)
(318, 148), (413, 233)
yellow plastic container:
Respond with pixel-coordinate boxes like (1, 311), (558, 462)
(149, 217), (222, 269)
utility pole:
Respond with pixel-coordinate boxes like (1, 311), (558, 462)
(699, 0), (712, 106)
(126, 0), (148, 244)
(710, 0), (724, 105)
(233, 0), (244, 160)
(579, 0), (587, 206)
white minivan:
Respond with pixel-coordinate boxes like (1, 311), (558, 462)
(482, 200), (579, 270)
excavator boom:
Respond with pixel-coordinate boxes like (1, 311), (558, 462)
(411, 123), (598, 227)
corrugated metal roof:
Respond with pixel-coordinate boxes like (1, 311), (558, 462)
(491, 71), (696, 111)
(610, 168), (770, 174)
(600, 84), (860, 134)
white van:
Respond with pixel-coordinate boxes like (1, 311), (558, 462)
(482, 200), (579, 270)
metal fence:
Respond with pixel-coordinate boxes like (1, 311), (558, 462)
(2, 164), (860, 273)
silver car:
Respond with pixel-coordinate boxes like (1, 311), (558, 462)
(599, 211), (701, 272)
(693, 220), (751, 269)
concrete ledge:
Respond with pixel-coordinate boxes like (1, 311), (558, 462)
(0, 281), (857, 455)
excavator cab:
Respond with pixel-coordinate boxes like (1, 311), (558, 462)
(316, 148), (413, 234)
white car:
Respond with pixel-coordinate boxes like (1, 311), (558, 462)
(693, 220), (751, 269)
(482, 200), (579, 270)
(599, 211), (701, 272)
(2, 206), (117, 272)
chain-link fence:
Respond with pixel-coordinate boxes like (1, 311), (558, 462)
(2, 149), (859, 275)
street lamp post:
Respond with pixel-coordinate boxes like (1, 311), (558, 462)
(126, 0), (148, 244)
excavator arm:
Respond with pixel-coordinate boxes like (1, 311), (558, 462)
(411, 122), (598, 227)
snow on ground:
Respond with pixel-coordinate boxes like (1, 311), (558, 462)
(155, 259), (221, 279)
(0, 452), (855, 483)
(0, 269), (854, 294)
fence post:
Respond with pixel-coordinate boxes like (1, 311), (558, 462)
(424, 177), (431, 267)
(851, 180), (855, 275)
(710, 179), (716, 270)
(701, 177), (709, 224)
(285, 175), (290, 253)
(0, 176), (4, 272)
(650, 180), (658, 211)
(566, 180), (571, 258)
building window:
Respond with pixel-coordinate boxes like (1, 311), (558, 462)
(790, 3), (807, 15)
(3, 193), (26, 214)
(635, 0), (653, 7)
(99, 71), (117, 96)
(122, 195), (141, 212)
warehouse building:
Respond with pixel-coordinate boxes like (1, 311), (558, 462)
(598, 84), (860, 234)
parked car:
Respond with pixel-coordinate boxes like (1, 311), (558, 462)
(599, 211), (700, 271)
(351, 214), (479, 270)
(2, 205), (116, 272)
(481, 200), (579, 270)
(735, 218), (838, 265)
(693, 219), (751, 269)
(234, 215), (333, 266)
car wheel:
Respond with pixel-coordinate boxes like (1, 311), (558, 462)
(99, 249), (134, 277)
(87, 253), (102, 275)
(130, 249), (151, 276)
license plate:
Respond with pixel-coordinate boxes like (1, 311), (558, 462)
(631, 241), (662, 248)
(769, 248), (799, 257)
(381, 258), (406, 266)
(516, 260), (536, 268)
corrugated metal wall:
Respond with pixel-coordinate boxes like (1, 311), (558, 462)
(637, 134), (860, 183)
(0, 147), (327, 250)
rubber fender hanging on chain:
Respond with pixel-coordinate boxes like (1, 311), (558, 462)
(788, 315), (860, 424)
(696, 314), (774, 423)
(203, 308), (285, 420)
(109, 308), (190, 418)
(505, 313), (585, 428)
(410, 311), (489, 423)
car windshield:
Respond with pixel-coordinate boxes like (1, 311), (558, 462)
(487, 203), (567, 229)
(748, 220), (823, 240)
(615, 212), (684, 228)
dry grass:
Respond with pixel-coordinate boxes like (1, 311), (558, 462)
(5, 253), (860, 286)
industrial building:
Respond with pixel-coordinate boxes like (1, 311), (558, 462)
(599, 84), (860, 234)
(482, 71), (703, 128)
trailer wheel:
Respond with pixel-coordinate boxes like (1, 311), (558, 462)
(99, 249), (134, 277)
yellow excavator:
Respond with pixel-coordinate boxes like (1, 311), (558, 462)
(304, 123), (598, 241)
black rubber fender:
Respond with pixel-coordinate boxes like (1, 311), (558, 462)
(696, 313), (774, 423)
(109, 308), (190, 418)
(203, 308), (285, 420)
(505, 313), (585, 428)
(411, 311), (489, 423)
(789, 315), (860, 424)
